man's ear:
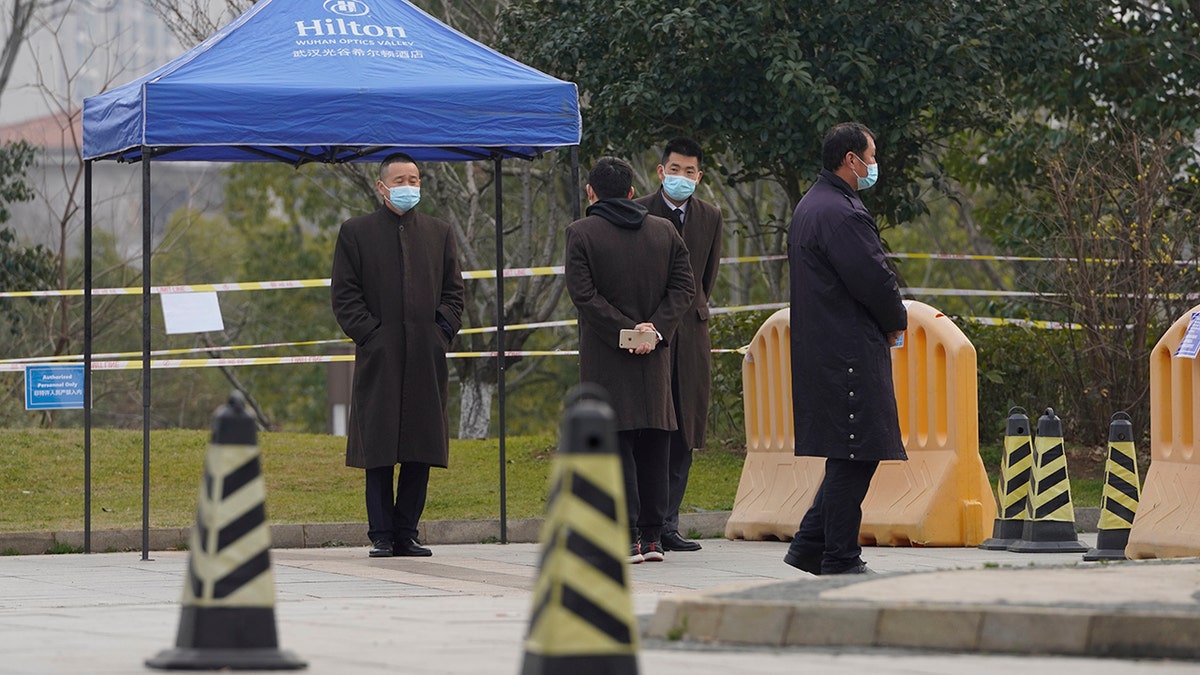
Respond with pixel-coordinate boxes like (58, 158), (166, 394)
(585, 184), (596, 204)
(626, 186), (635, 199)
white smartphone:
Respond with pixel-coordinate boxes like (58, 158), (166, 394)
(619, 329), (657, 349)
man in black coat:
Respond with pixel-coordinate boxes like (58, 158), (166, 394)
(565, 156), (695, 563)
(331, 152), (464, 559)
(633, 137), (723, 552)
(784, 123), (907, 575)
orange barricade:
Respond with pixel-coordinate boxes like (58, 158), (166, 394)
(724, 309), (825, 540)
(1126, 305), (1200, 559)
(724, 302), (996, 546)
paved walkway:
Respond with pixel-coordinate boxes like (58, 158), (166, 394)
(1, 533), (1198, 674)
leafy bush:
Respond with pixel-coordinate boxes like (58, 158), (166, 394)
(958, 322), (1075, 446)
(706, 309), (776, 446)
(960, 320), (1155, 447)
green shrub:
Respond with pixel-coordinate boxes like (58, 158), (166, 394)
(707, 309), (776, 446)
(959, 322), (1076, 446)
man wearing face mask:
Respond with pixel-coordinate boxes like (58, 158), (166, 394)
(633, 137), (723, 553)
(566, 156), (695, 564)
(783, 123), (907, 575)
(331, 152), (464, 558)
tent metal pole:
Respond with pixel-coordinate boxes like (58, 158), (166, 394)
(570, 147), (581, 219)
(83, 161), (93, 554)
(141, 150), (152, 561)
(494, 156), (507, 544)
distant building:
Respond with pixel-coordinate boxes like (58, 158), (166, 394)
(0, 1), (228, 259)
(1, 0), (183, 126)
(0, 111), (226, 260)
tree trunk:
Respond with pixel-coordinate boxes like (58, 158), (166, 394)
(458, 376), (495, 440)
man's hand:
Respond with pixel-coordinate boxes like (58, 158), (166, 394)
(886, 330), (904, 347)
(630, 322), (659, 355)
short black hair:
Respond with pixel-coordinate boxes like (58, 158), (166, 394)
(379, 152), (419, 179)
(661, 137), (704, 167)
(821, 123), (874, 172)
(588, 156), (634, 200)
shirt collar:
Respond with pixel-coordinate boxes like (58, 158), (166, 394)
(660, 190), (687, 215)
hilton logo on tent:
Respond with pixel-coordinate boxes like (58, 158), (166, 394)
(324, 0), (369, 17)
(296, 16), (407, 39)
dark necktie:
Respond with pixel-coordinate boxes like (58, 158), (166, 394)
(671, 207), (685, 232)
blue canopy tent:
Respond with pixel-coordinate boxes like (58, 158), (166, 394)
(82, 0), (581, 556)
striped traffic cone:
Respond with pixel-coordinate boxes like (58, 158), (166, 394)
(1084, 412), (1142, 561)
(521, 384), (639, 675)
(1008, 408), (1088, 553)
(980, 407), (1034, 550)
(146, 393), (306, 670)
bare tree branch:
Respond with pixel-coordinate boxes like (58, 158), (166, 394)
(0, 0), (38, 101)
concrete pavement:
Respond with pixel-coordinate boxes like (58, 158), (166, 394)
(1, 531), (1199, 674)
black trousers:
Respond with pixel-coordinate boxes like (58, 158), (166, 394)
(365, 462), (430, 544)
(663, 428), (692, 534)
(788, 457), (879, 573)
(618, 428), (670, 544)
(663, 341), (692, 534)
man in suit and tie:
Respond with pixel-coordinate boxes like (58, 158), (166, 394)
(634, 137), (724, 552)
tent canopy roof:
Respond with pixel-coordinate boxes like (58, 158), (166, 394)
(83, 0), (580, 164)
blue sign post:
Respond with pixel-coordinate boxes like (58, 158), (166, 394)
(25, 364), (86, 410)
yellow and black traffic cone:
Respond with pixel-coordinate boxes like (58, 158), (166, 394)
(980, 407), (1034, 550)
(521, 384), (638, 675)
(146, 392), (306, 670)
(1084, 411), (1142, 561)
(1008, 408), (1088, 553)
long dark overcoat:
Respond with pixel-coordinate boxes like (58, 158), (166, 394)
(633, 189), (723, 449)
(331, 206), (464, 469)
(787, 169), (907, 462)
(565, 199), (696, 432)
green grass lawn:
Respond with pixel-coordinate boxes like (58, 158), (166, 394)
(0, 430), (1101, 535)
(0, 428), (746, 533)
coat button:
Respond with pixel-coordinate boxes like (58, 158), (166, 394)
(848, 367), (854, 373)
(850, 434), (855, 440)
(849, 414), (855, 419)
(849, 391), (855, 397)
(849, 453), (856, 459)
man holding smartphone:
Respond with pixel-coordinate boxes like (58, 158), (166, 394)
(565, 156), (695, 563)
(633, 137), (723, 552)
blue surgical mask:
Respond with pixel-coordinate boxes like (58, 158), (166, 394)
(662, 174), (697, 201)
(853, 154), (878, 191)
(388, 185), (421, 212)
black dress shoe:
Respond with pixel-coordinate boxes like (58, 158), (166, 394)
(783, 550), (821, 575)
(393, 538), (433, 557)
(661, 531), (701, 552)
(825, 562), (874, 575)
(368, 539), (393, 558)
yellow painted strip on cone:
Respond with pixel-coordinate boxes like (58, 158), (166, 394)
(1097, 440), (1140, 531)
(1028, 437), (1076, 523)
(185, 443), (276, 608)
(999, 434), (1033, 521)
(526, 452), (636, 660)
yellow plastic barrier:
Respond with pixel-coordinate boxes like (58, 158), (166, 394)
(724, 309), (824, 540)
(725, 302), (996, 546)
(1126, 305), (1200, 559)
